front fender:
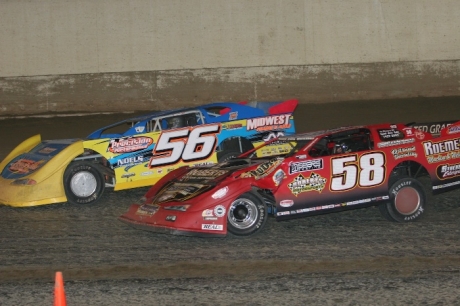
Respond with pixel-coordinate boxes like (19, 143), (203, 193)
(0, 139), (85, 207)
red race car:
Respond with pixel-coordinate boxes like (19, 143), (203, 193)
(119, 120), (459, 237)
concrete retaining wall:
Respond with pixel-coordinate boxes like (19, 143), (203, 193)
(0, 0), (459, 115)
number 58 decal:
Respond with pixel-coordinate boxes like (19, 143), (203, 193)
(331, 152), (386, 191)
(149, 124), (221, 167)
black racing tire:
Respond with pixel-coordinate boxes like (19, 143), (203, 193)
(227, 191), (268, 237)
(379, 176), (426, 222)
(63, 162), (105, 205)
(218, 151), (240, 163)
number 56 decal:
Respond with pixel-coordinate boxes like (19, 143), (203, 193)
(149, 124), (221, 167)
(331, 152), (386, 191)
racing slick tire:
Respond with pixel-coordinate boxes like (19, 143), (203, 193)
(218, 151), (240, 163)
(379, 176), (426, 222)
(64, 162), (105, 205)
(227, 191), (268, 237)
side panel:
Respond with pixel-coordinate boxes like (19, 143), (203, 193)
(274, 151), (390, 220)
(87, 112), (296, 191)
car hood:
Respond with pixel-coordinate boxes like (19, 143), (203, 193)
(151, 157), (284, 204)
(1, 139), (79, 180)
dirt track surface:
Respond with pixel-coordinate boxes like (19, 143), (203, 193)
(1, 97), (460, 305)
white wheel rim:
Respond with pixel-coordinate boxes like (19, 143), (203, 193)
(228, 198), (258, 230)
(70, 171), (97, 197)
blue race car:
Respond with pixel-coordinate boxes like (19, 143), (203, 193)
(0, 99), (298, 206)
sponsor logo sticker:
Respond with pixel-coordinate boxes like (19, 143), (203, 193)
(279, 200), (294, 207)
(202, 224), (223, 231)
(287, 172), (327, 196)
(108, 136), (153, 153)
(214, 205), (226, 217)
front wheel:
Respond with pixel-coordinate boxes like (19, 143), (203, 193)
(64, 162), (105, 205)
(227, 191), (268, 237)
(379, 176), (426, 222)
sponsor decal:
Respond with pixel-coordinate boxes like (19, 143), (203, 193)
(247, 114), (292, 132)
(279, 200), (294, 207)
(229, 112), (238, 120)
(136, 204), (159, 216)
(415, 130), (425, 140)
(165, 215), (176, 221)
(263, 131), (284, 142)
(214, 205), (226, 217)
(287, 172), (327, 196)
(9, 159), (44, 174)
(289, 159), (323, 175)
(181, 168), (228, 181)
(295, 203), (342, 214)
(157, 168), (163, 174)
(241, 158), (283, 179)
(202, 209), (217, 220)
(403, 128), (414, 136)
(222, 123), (243, 130)
(423, 138), (460, 163)
(38, 147), (57, 154)
(391, 146), (417, 159)
(272, 169), (285, 186)
(141, 171), (153, 176)
(437, 162), (460, 179)
(121, 173), (135, 178)
(201, 224), (223, 231)
(295, 207), (316, 214)
(202, 209), (213, 217)
(193, 162), (216, 167)
(377, 138), (415, 148)
(117, 156), (144, 167)
(345, 198), (372, 206)
(212, 187), (228, 199)
(258, 144), (292, 157)
(276, 211), (291, 216)
(371, 195), (389, 201)
(378, 129), (404, 141)
(108, 136), (153, 153)
(447, 125), (460, 135)
(135, 126), (145, 133)
(414, 122), (454, 135)
(296, 154), (307, 160)
(157, 183), (208, 202)
(433, 180), (460, 190)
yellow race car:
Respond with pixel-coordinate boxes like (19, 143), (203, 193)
(0, 100), (298, 207)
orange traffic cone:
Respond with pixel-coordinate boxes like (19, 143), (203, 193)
(54, 271), (67, 306)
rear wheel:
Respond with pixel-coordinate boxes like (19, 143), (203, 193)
(64, 162), (105, 205)
(379, 176), (426, 222)
(227, 191), (267, 236)
(218, 151), (240, 163)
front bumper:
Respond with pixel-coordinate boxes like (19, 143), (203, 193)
(0, 177), (67, 207)
(118, 204), (227, 237)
